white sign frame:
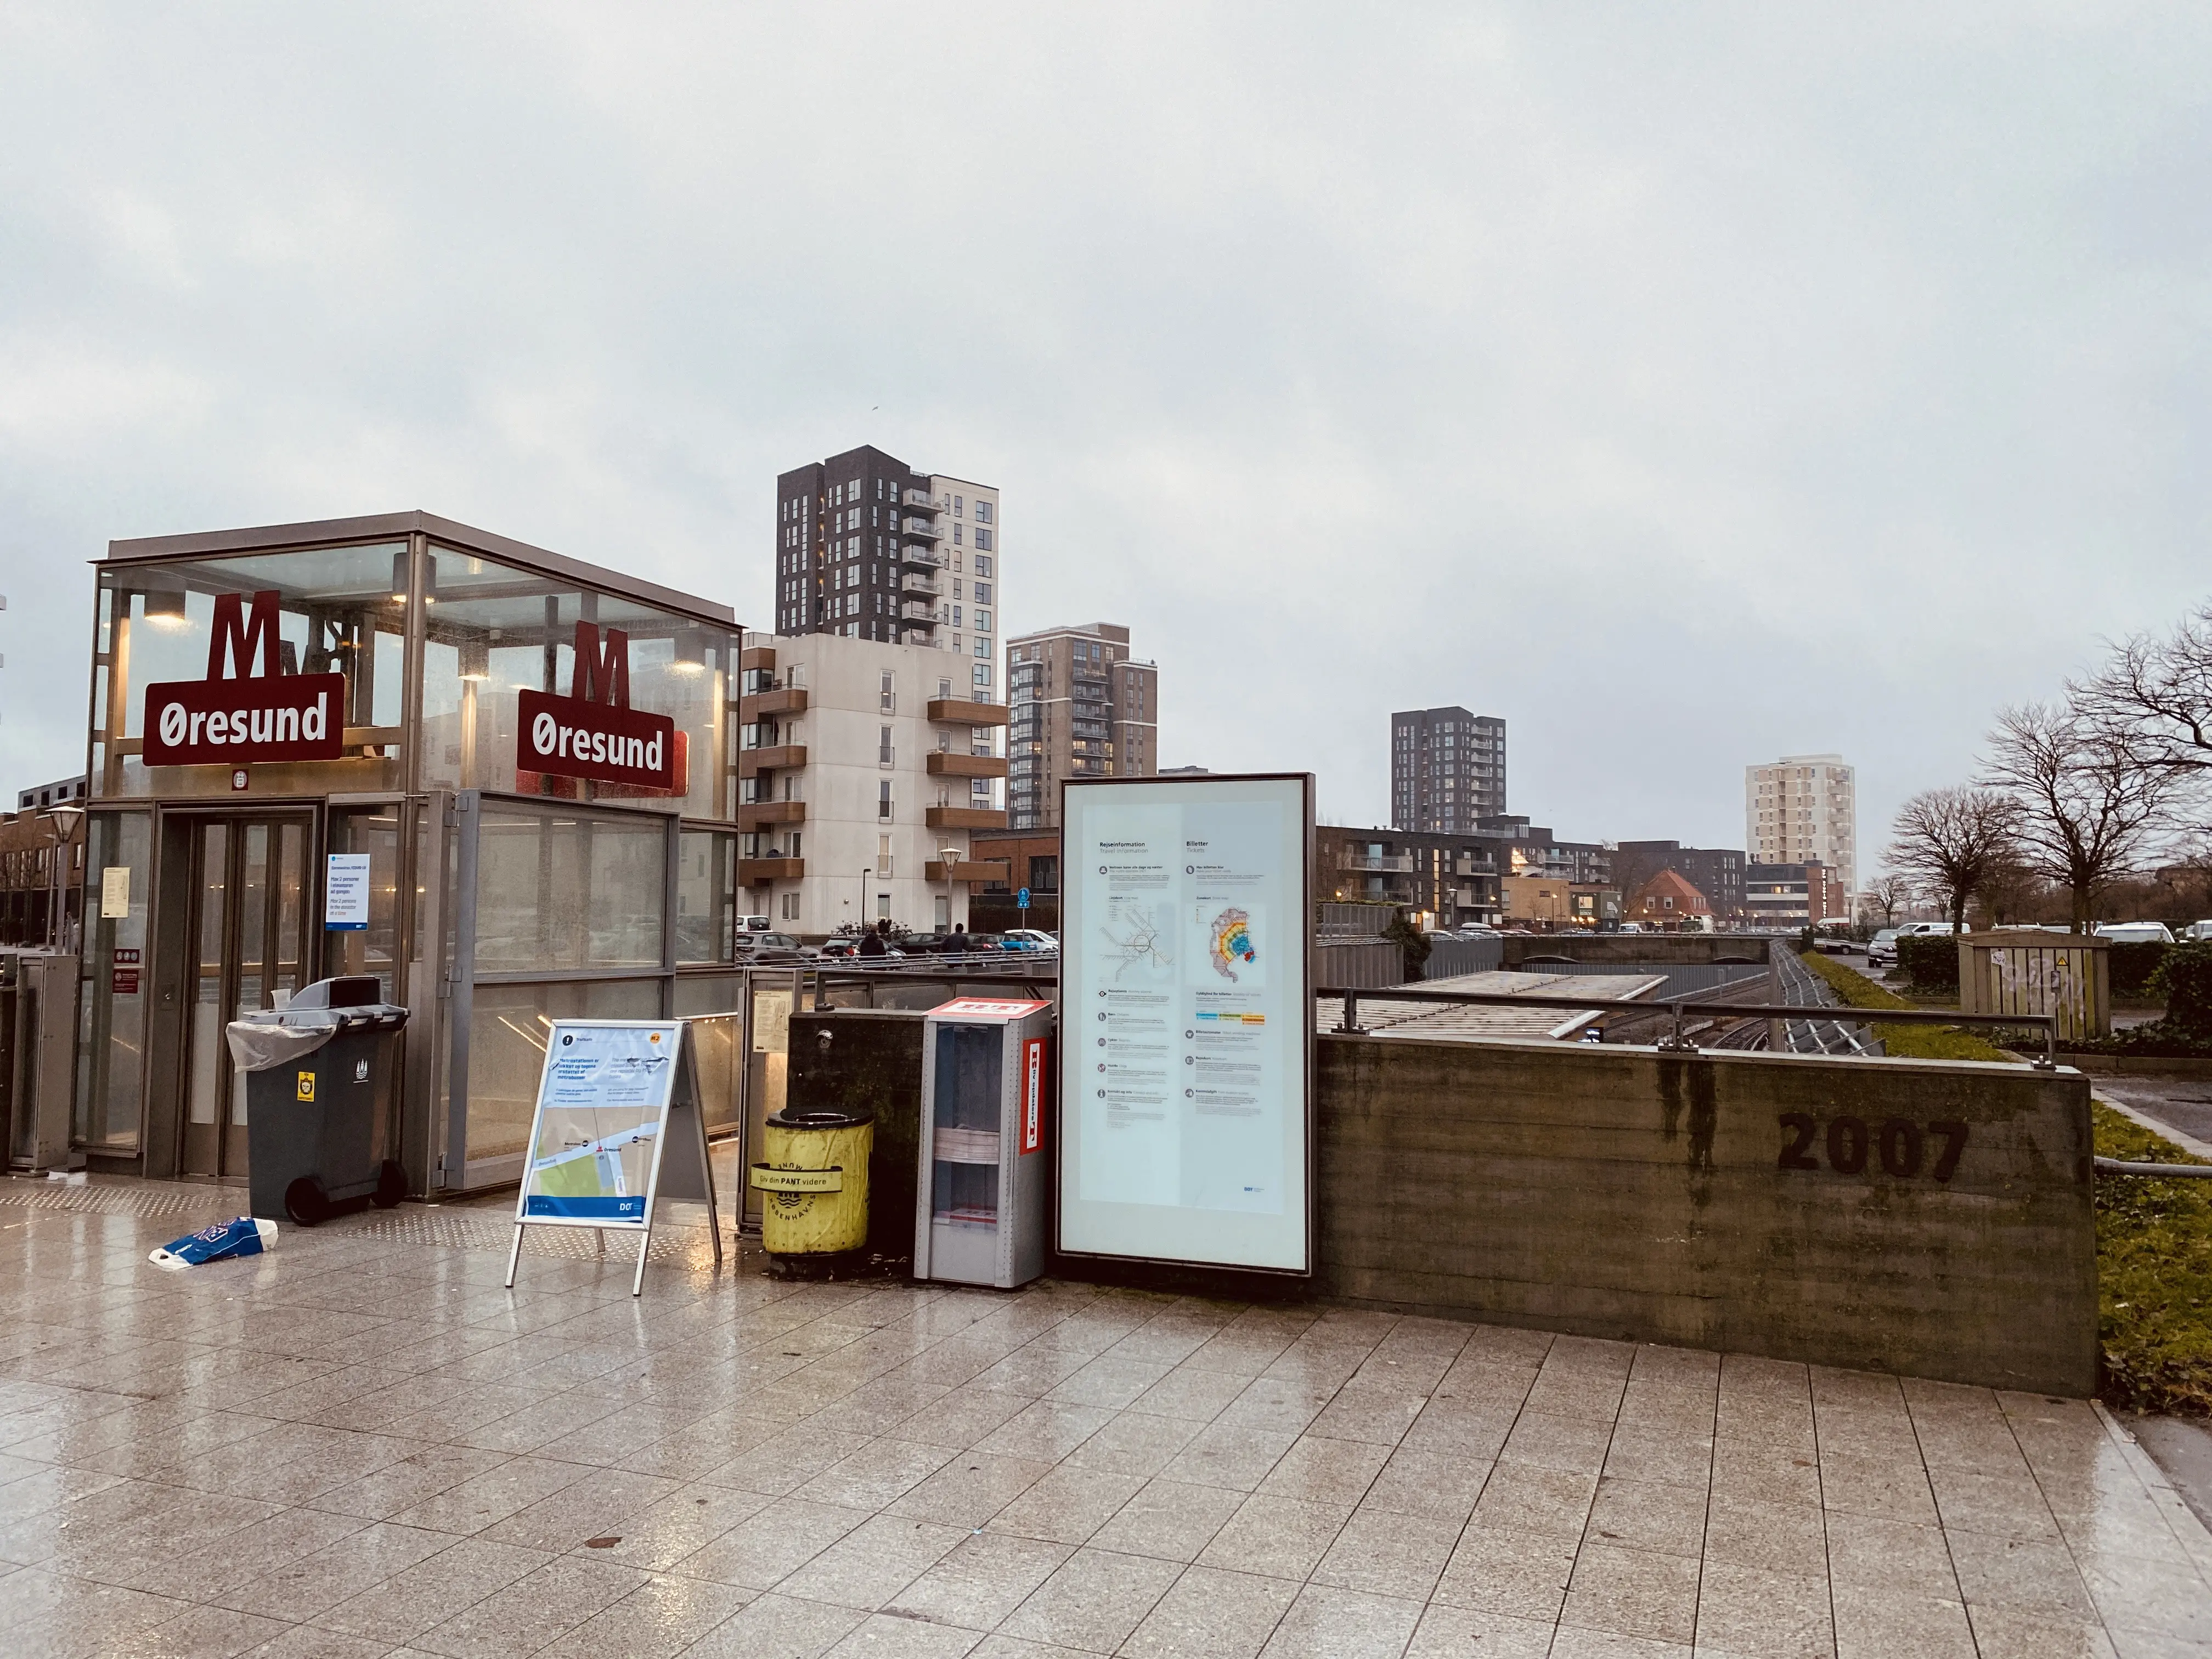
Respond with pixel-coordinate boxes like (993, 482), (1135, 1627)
(324, 853), (372, 932)
(505, 1019), (723, 1295)
(1057, 772), (1316, 1276)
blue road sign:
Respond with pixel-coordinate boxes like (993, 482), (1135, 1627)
(1017, 888), (1031, 909)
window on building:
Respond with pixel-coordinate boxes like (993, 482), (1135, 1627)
(976, 555), (992, 577)
(975, 611), (991, 633)
(879, 726), (894, 765)
(973, 662), (992, 688)
(879, 671), (894, 712)
(954, 496), (964, 515)
(975, 528), (992, 551)
(975, 500), (992, 523)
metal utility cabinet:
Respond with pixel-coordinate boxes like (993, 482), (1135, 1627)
(915, 996), (1052, 1289)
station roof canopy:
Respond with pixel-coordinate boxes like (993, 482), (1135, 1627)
(103, 510), (736, 630)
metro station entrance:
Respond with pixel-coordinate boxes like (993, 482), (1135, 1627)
(177, 812), (313, 1178)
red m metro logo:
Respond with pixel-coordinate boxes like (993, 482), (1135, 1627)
(142, 591), (347, 767)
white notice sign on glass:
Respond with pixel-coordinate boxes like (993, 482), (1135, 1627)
(1058, 774), (1313, 1273)
(325, 853), (371, 932)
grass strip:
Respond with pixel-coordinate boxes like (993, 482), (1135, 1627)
(2091, 1101), (2212, 1417)
(1794, 950), (2013, 1062)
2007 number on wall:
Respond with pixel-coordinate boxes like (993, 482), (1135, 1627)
(1776, 1113), (1967, 1181)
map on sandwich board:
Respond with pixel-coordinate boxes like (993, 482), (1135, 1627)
(507, 1019), (721, 1296)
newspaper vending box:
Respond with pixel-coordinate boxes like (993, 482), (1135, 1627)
(915, 997), (1053, 1288)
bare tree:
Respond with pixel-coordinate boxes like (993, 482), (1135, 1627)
(1884, 788), (2020, 935)
(1980, 703), (2176, 935)
(2075, 605), (2212, 788)
(1863, 870), (1916, 928)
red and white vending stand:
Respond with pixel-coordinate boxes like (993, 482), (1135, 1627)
(915, 996), (1054, 1288)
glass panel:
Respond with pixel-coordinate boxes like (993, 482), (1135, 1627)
(229, 821), (270, 1138)
(474, 802), (666, 973)
(418, 545), (735, 818)
(676, 830), (736, 964)
(676, 1005), (742, 1136)
(932, 1025), (1003, 1229)
(91, 543), (410, 798)
(186, 823), (228, 1133)
(329, 806), (404, 1001)
(72, 810), (152, 1149)
(461, 977), (663, 1168)
(742, 979), (794, 1228)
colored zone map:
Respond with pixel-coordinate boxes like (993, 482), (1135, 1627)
(1209, 907), (1256, 981)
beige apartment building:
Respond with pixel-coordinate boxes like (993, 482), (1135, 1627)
(1745, 752), (1857, 895)
(736, 631), (1009, 935)
(1005, 623), (1158, 831)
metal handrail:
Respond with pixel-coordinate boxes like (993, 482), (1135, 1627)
(1317, 985), (2060, 1069)
(2094, 1158), (2212, 1179)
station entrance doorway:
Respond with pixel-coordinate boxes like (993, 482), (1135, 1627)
(178, 812), (313, 1179)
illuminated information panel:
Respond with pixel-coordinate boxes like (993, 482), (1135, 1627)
(1058, 774), (1313, 1274)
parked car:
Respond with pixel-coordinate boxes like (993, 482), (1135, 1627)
(2185, 920), (2212, 943)
(735, 930), (814, 964)
(1002, 929), (1059, 951)
(736, 914), (773, 933)
(1454, 924), (1501, 938)
(2095, 921), (2176, 944)
(1866, 929), (1901, 967)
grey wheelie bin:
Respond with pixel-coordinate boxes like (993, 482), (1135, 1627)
(226, 975), (409, 1226)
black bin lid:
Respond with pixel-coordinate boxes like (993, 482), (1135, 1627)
(766, 1107), (875, 1131)
(287, 976), (384, 1010)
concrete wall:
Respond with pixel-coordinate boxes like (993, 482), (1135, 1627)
(1502, 934), (1773, 969)
(1316, 1036), (2096, 1395)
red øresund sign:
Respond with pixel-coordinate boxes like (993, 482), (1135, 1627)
(516, 623), (679, 793)
(142, 591), (347, 766)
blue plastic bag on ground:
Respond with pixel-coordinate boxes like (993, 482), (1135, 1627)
(148, 1216), (278, 1271)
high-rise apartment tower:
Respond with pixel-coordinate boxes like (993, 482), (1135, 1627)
(1745, 753), (1856, 895)
(774, 445), (1002, 702)
(1391, 707), (1506, 833)
(1005, 623), (1158, 831)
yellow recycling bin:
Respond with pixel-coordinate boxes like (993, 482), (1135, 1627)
(752, 1107), (873, 1256)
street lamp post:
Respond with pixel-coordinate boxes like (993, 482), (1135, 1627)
(860, 867), (871, 935)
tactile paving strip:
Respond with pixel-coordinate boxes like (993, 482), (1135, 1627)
(1, 1173), (741, 1267)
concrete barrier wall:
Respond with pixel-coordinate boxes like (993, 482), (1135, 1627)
(1316, 1035), (2096, 1395)
(1500, 934), (1774, 969)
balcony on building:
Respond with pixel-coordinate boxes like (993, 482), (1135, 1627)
(926, 804), (1008, 830)
(736, 800), (806, 830)
(901, 517), (942, 541)
(900, 572), (941, 597)
(737, 685), (808, 720)
(736, 744), (806, 777)
(1339, 852), (1416, 873)
(738, 856), (804, 886)
(900, 600), (939, 623)
(901, 489), (938, 512)
(901, 541), (946, 569)
(926, 752), (1009, 779)
(928, 697), (1009, 726)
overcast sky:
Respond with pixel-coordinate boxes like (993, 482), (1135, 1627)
(3, 3), (2207, 866)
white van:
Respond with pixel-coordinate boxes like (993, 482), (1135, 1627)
(2185, 920), (2212, 943)
(2095, 921), (2175, 945)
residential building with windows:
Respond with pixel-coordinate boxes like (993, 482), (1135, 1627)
(773, 447), (1002, 702)
(1614, 840), (1746, 924)
(1499, 876), (1620, 930)
(1743, 860), (1850, 930)
(1315, 825), (1502, 927)
(1472, 815), (1612, 886)
(1626, 869), (1714, 930)
(1746, 753), (1856, 896)
(736, 631), (1008, 935)
(1391, 707), (1506, 832)
(1005, 623), (1157, 831)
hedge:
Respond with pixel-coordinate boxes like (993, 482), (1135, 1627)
(1895, 934), (1959, 993)
(1896, 934), (2171, 1000)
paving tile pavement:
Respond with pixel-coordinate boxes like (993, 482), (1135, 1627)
(0, 1186), (2207, 1657)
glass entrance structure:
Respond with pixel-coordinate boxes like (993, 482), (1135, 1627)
(74, 512), (749, 1192)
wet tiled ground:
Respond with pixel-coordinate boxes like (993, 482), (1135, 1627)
(1, 1186), (2207, 1658)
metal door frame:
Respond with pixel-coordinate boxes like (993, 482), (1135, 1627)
(170, 804), (320, 1179)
